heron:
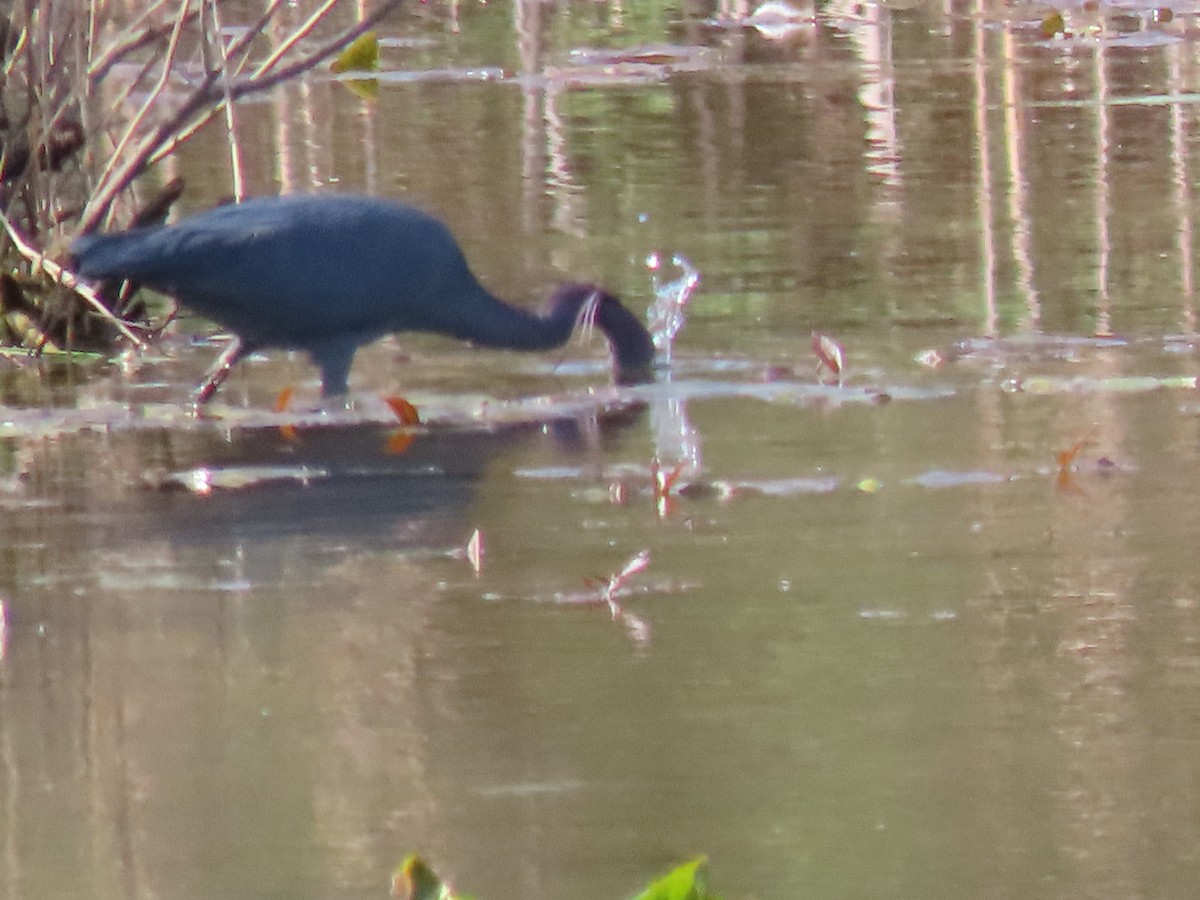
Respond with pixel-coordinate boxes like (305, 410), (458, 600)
(71, 193), (657, 408)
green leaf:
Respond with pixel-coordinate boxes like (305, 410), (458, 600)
(331, 30), (379, 73)
(391, 855), (457, 900)
(630, 857), (719, 900)
(1040, 11), (1065, 38)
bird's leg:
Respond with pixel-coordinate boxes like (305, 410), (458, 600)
(191, 337), (250, 413)
(312, 339), (357, 403)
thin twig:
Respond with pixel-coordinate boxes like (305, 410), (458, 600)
(203, 0), (245, 201)
(145, 0), (287, 165)
(90, 0), (192, 206)
(97, 52), (163, 152)
(224, 0), (288, 73)
(87, 0), (191, 82)
(46, 4), (79, 73)
(1, 20), (29, 81)
(252, 0), (340, 79)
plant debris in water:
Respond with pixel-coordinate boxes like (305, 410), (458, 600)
(582, 549), (653, 643)
(390, 853), (720, 900)
(811, 331), (846, 385)
(444, 528), (484, 575)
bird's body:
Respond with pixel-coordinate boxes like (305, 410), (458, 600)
(71, 194), (656, 404)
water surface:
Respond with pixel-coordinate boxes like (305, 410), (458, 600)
(5, 2), (1200, 898)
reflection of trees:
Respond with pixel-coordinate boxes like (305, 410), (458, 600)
(138, 0), (1200, 338)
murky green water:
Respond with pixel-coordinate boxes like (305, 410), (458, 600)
(6, 2), (1200, 898)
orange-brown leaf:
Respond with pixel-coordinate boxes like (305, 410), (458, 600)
(386, 396), (421, 425)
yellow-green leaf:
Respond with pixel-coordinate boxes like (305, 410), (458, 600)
(332, 31), (379, 73)
(1040, 11), (1065, 38)
(391, 855), (456, 900)
(630, 857), (718, 900)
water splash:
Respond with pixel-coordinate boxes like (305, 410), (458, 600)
(645, 251), (700, 364)
(644, 252), (703, 496)
(650, 393), (703, 507)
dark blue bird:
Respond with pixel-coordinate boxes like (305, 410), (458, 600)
(71, 194), (656, 407)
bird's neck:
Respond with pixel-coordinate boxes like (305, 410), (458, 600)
(454, 284), (655, 384)
(465, 291), (576, 352)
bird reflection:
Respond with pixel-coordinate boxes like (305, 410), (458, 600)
(129, 404), (646, 581)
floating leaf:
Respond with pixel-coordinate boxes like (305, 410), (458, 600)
(384, 397), (421, 454)
(1040, 11), (1066, 38)
(631, 857), (719, 900)
(386, 396), (422, 426)
(331, 31), (379, 73)
(811, 331), (845, 384)
(856, 478), (882, 493)
(604, 550), (652, 643)
(652, 458), (688, 517)
(610, 549), (651, 591)
(575, 550), (654, 644)
(1056, 428), (1097, 491)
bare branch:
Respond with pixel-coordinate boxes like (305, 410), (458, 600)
(88, 0), (192, 211)
(203, 0), (245, 201)
(88, 0), (198, 83)
(252, 0), (340, 79)
(225, 0), (289, 74)
(79, 0), (404, 231)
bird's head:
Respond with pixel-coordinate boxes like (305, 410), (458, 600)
(550, 283), (656, 385)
